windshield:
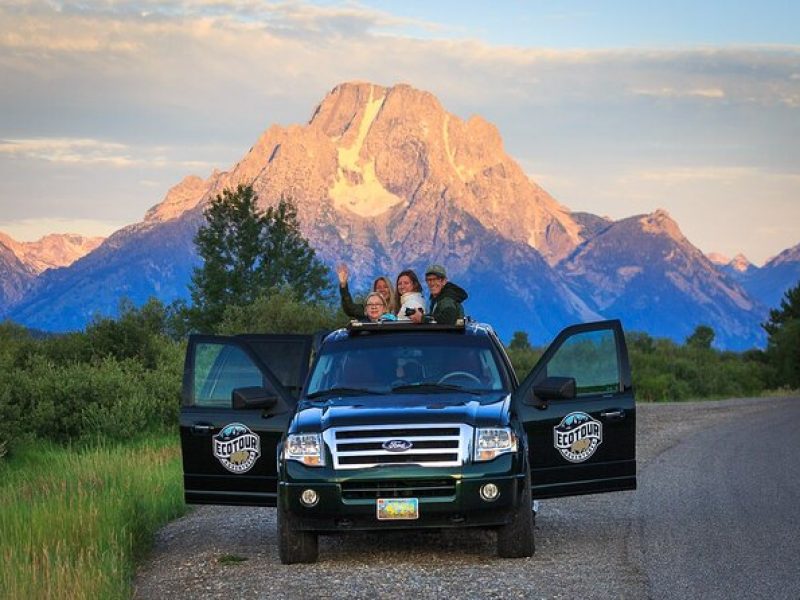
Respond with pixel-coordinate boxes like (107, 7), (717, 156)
(305, 332), (510, 397)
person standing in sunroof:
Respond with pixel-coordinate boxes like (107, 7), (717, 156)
(336, 263), (397, 319)
(420, 264), (467, 325)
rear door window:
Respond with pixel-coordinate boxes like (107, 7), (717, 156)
(193, 342), (269, 407)
(545, 329), (620, 396)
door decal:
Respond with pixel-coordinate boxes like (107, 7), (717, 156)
(553, 412), (603, 463)
(213, 423), (262, 473)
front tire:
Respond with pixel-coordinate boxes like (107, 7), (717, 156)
(496, 466), (535, 558)
(277, 501), (318, 564)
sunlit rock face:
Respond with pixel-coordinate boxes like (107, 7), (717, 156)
(144, 175), (213, 224)
(201, 81), (583, 269)
(0, 231), (104, 274)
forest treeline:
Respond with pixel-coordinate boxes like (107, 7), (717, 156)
(1, 287), (797, 458)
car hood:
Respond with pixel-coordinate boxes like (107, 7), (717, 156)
(291, 392), (511, 433)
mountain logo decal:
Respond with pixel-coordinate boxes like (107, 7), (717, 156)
(553, 412), (602, 463)
(213, 423), (261, 473)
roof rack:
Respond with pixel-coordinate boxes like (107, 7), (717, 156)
(346, 318), (466, 335)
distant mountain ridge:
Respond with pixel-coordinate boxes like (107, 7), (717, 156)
(735, 243), (800, 312)
(563, 210), (763, 346)
(4, 82), (799, 349)
(0, 231), (104, 274)
(0, 232), (104, 314)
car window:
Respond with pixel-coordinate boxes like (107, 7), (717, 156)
(306, 333), (510, 396)
(545, 329), (620, 396)
(193, 342), (269, 407)
(249, 340), (310, 399)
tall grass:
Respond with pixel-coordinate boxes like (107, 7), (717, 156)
(0, 436), (185, 599)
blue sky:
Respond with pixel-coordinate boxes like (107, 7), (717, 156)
(359, 0), (800, 47)
(0, 0), (798, 265)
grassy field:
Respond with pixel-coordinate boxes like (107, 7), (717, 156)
(0, 436), (185, 600)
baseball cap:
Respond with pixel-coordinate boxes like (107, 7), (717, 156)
(425, 264), (447, 278)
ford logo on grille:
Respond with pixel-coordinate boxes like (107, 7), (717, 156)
(382, 439), (413, 452)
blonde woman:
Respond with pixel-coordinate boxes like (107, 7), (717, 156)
(337, 264), (398, 318)
(362, 292), (391, 323)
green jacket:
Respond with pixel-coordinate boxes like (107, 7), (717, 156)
(429, 282), (468, 325)
(339, 283), (365, 319)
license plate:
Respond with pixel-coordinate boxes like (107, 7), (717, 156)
(376, 498), (419, 520)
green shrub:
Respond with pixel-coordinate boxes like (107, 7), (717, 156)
(505, 346), (543, 382)
(3, 355), (180, 445)
(0, 338), (183, 454)
(0, 300), (185, 454)
(218, 287), (346, 335)
(627, 331), (772, 401)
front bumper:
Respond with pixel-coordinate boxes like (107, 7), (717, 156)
(279, 457), (526, 532)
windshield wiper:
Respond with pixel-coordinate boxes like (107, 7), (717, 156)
(306, 387), (383, 399)
(391, 383), (480, 395)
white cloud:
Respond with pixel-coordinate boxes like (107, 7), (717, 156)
(632, 87), (726, 99)
(2, 4), (798, 111)
(0, 138), (134, 166)
(0, 138), (218, 169)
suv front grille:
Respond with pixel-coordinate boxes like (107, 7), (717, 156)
(341, 479), (456, 500)
(324, 424), (471, 470)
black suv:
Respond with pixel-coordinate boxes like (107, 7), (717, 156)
(179, 319), (636, 564)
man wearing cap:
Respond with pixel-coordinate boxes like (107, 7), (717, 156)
(420, 264), (468, 325)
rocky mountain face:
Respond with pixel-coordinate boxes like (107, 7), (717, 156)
(571, 212), (613, 241)
(0, 240), (36, 312)
(197, 82), (584, 270)
(0, 231), (104, 274)
(562, 210), (765, 348)
(707, 251), (754, 283)
(5, 82), (798, 348)
(736, 243), (800, 312)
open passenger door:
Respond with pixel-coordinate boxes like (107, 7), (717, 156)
(512, 320), (636, 499)
(180, 334), (313, 506)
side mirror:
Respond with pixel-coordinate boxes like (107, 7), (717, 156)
(232, 387), (279, 410)
(533, 376), (577, 401)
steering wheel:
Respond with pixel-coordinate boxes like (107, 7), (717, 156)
(437, 371), (482, 386)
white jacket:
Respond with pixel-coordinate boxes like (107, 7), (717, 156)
(397, 291), (426, 320)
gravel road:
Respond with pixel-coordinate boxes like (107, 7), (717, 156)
(133, 396), (799, 599)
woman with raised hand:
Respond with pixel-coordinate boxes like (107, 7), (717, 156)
(337, 263), (398, 319)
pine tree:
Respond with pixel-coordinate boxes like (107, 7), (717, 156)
(686, 325), (715, 350)
(509, 331), (532, 351)
(763, 281), (800, 387)
(188, 185), (331, 332)
(763, 281), (800, 336)
(259, 197), (331, 302)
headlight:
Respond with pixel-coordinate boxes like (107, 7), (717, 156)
(474, 428), (516, 462)
(285, 433), (325, 467)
